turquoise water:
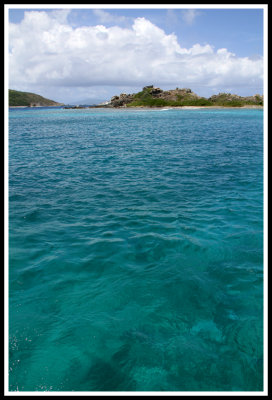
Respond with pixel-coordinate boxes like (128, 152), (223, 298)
(9, 107), (263, 392)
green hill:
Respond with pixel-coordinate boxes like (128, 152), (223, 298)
(9, 89), (63, 107)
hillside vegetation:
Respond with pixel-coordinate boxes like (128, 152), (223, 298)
(108, 86), (263, 108)
(9, 89), (63, 107)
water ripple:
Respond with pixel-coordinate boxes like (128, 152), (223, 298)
(9, 107), (263, 391)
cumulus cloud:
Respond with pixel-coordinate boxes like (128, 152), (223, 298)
(8, 10), (263, 97)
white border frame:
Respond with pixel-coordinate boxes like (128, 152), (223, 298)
(4, 4), (268, 396)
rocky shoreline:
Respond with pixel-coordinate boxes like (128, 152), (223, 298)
(104, 105), (263, 110)
(62, 104), (263, 110)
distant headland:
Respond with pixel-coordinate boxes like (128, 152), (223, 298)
(9, 89), (64, 107)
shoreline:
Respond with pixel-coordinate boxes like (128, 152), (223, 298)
(173, 105), (263, 109)
(9, 106), (28, 108)
(109, 105), (263, 110)
(9, 105), (63, 108)
(9, 105), (263, 110)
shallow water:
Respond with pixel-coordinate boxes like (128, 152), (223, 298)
(9, 107), (263, 391)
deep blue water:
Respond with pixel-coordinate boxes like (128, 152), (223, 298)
(9, 107), (263, 392)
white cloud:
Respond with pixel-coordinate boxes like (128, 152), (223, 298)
(8, 11), (263, 100)
(93, 9), (128, 24)
(181, 9), (201, 25)
(50, 9), (71, 24)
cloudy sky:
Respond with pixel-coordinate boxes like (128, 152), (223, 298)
(7, 5), (265, 104)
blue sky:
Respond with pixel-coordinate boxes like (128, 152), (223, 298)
(7, 6), (265, 103)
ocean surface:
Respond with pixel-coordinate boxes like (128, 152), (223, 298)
(9, 107), (263, 392)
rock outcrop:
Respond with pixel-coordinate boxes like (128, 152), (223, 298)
(107, 86), (201, 107)
(109, 93), (135, 107)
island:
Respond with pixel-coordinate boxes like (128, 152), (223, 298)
(98, 86), (263, 108)
(9, 89), (64, 107)
(9, 87), (263, 109)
